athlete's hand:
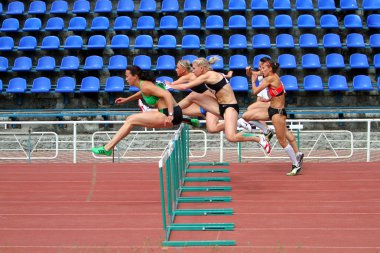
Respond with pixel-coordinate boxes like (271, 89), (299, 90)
(165, 115), (173, 126)
(115, 97), (127, 104)
(245, 66), (252, 77)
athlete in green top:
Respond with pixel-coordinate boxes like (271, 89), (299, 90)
(91, 65), (183, 156)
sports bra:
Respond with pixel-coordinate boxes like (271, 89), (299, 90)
(191, 83), (208, 93)
(206, 74), (229, 93)
(139, 80), (166, 106)
(268, 82), (285, 97)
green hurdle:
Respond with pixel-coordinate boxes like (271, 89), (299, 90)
(159, 124), (235, 247)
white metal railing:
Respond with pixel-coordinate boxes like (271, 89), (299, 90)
(0, 119), (379, 163)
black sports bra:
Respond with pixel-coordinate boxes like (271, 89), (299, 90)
(191, 83), (208, 93)
(206, 74), (228, 93)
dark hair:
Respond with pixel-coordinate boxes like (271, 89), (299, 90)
(259, 57), (280, 72)
(126, 65), (155, 82)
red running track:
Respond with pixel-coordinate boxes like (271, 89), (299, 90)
(0, 162), (380, 253)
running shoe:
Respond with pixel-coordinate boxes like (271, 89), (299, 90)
(237, 118), (252, 132)
(286, 165), (302, 176)
(182, 116), (200, 127)
(264, 129), (274, 142)
(259, 137), (271, 154)
(296, 152), (304, 167)
(138, 99), (151, 112)
(91, 146), (112, 156)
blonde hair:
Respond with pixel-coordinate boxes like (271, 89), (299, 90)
(192, 57), (220, 70)
(177, 59), (192, 72)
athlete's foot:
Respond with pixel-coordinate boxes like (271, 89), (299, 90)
(91, 146), (112, 156)
(138, 99), (151, 112)
(259, 137), (271, 154)
(286, 164), (302, 176)
(264, 129), (274, 142)
(237, 118), (252, 132)
(296, 152), (304, 167)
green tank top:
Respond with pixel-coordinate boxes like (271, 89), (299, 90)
(139, 80), (166, 106)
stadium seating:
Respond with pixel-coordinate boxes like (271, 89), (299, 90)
(133, 55), (151, 70)
(31, 77), (51, 93)
(117, 0), (134, 12)
(207, 55), (224, 70)
(340, 0), (358, 10)
(156, 55), (176, 70)
(205, 34), (223, 49)
(110, 35), (129, 49)
(84, 56), (104, 71)
(206, 0), (224, 11)
(344, 14), (363, 29)
(6, 1), (24, 15)
(6, 78), (27, 93)
(94, 0), (112, 13)
(229, 55), (248, 70)
(50, 1), (68, 14)
(298, 15), (316, 29)
(328, 75), (348, 91)
(183, 16), (201, 30)
(182, 55), (197, 63)
(137, 16), (155, 30)
(157, 35), (177, 49)
(375, 54), (380, 68)
(350, 53), (369, 69)
(370, 34), (380, 48)
(36, 56), (56, 71)
(64, 36), (83, 50)
(41, 36), (60, 50)
(108, 55), (128, 70)
(318, 0), (336, 10)
(229, 34), (247, 49)
(230, 76), (248, 92)
(303, 75), (324, 91)
(18, 36), (37, 51)
(161, 0), (179, 12)
(320, 14), (339, 29)
(0, 37), (14, 51)
(91, 17), (110, 31)
(139, 0), (156, 12)
(60, 56), (80, 71)
(45, 17), (64, 31)
(346, 33), (365, 48)
(229, 15), (247, 29)
(278, 54), (297, 69)
(323, 33), (342, 48)
(251, 0), (268, 10)
(276, 34), (294, 48)
(299, 34), (318, 48)
(28, 1), (46, 14)
(274, 0), (291, 10)
(160, 16), (178, 30)
(184, 0), (201, 12)
(229, 0), (246, 11)
(302, 54), (321, 69)
(296, 0), (313, 10)
(105, 76), (125, 92)
(80, 77), (100, 92)
(275, 15), (292, 29)
(0, 57), (8, 72)
(134, 35), (153, 49)
(326, 53), (345, 69)
(182, 35), (200, 49)
(113, 16), (133, 30)
(55, 77), (76, 93)
(206, 15), (224, 30)
(353, 75), (372, 91)
(367, 14), (380, 29)
(363, 0), (380, 10)
(280, 75), (299, 91)
(1, 18), (19, 32)
(252, 34), (271, 49)
(72, 0), (90, 14)
(23, 18), (42, 32)
(251, 15), (270, 29)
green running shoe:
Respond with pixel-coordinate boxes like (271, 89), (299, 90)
(190, 118), (200, 127)
(91, 146), (112, 156)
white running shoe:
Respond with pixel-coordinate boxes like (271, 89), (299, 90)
(237, 118), (252, 132)
(138, 99), (151, 112)
(259, 136), (271, 154)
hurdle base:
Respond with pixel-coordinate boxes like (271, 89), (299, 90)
(188, 162), (230, 166)
(162, 240), (236, 247)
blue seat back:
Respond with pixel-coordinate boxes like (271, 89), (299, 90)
(72, 0), (90, 13)
(36, 56), (56, 71)
(31, 77), (51, 93)
(274, 0), (291, 10)
(206, 15), (223, 30)
(340, 0), (358, 10)
(299, 34), (318, 48)
(323, 33), (342, 48)
(275, 15), (292, 29)
(68, 17), (87, 31)
(0, 36), (14, 51)
(91, 16), (110, 31)
(320, 14), (338, 29)
(87, 35), (106, 49)
(94, 0), (112, 13)
(0, 57), (9, 72)
(302, 54), (321, 69)
(160, 16), (178, 30)
(303, 75), (323, 91)
(183, 15), (201, 30)
(229, 15), (246, 29)
(161, 0), (179, 12)
(229, 34), (247, 49)
(230, 76), (248, 91)
(1, 18), (19, 32)
(182, 34), (200, 49)
(29, 1), (46, 14)
(276, 34), (294, 48)
(7, 1), (24, 15)
(84, 55), (103, 70)
(80, 76), (100, 92)
(350, 53), (369, 68)
(344, 14), (362, 29)
(50, 0), (68, 14)
(298, 14), (316, 28)
(278, 54), (296, 69)
(346, 33), (365, 48)
(56, 77), (76, 93)
(108, 55), (128, 70)
(60, 56), (80, 70)
(105, 76), (125, 92)
(328, 75), (348, 91)
(184, 0), (201, 12)
(318, 0), (335, 10)
(18, 36), (37, 51)
(64, 35), (83, 50)
(252, 34), (271, 49)
(7, 78), (27, 93)
(251, 15), (269, 29)
(326, 53), (345, 69)
(46, 17), (64, 31)
(296, 0), (313, 10)
(41, 36), (60, 50)
(114, 16), (132, 30)
(23, 18), (42, 31)
(280, 75), (299, 91)
(353, 75), (372, 91)
(110, 35), (129, 49)
(251, 0), (268, 10)
(139, 0), (156, 12)
(156, 55), (175, 70)
(206, 0), (224, 11)
(133, 55), (152, 70)
(229, 55), (248, 69)
(158, 35), (177, 49)
(205, 34), (223, 49)
(137, 16), (155, 30)
(117, 0), (134, 12)
(135, 35), (153, 49)
(368, 14), (380, 29)
(207, 55), (224, 70)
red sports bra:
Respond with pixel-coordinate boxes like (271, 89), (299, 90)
(268, 83), (285, 97)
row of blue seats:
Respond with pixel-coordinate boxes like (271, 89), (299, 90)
(2, 53), (380, 72)
(1, 75), (379, 94)
(1, 0), (379, 16)
(2, 14), (380, 32)
(2, 33), (379, 52)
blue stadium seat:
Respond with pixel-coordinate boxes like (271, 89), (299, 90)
(139, 0), (156, 12)
(156, 76), (174, 84)
(276, 34), (294, 48)
(31, 77), (51, 93)
(0, 37), (14, 51)
(91, 16), (110, 31)
(353, 75), (372, 91)
(64, 35), (83, 50)
(137, 16), (155, 30)
(183, 15), (201, 30)
(318, 0), (335, 10)
(80, 77), (100, 92)
(326, 53), (345, 69)
(302, 54), (321, 69)
(133, 55), (151, 70)
(0, 18), (19, 32)
(296, 0), (313, 10)
(207, 55), (224, 70)
(161, 0), (179, 12)
(253, 54), (271, 69)
(280, 75), (298, 91)
(68, 17), (87, 31)
(368, 14), (380, 29)
(84, 55), (103, 70)
(160, 16), (178, 30)
(28, 1), (46, 14)
(117, 0), (134, 12)
(328, 75), (348, 91)
(346, 33), (365, 48)
(50, 1), (68, 14)
(370, 34), (380, 48)
(19, 16), (38, 32)
(87, 35), (106, 49)
(94, 0), (112, 13)
(72, 0), (90, 14)
(252, 34), (271, 49)
(0, 80), (2, 92)
(251, 15), (270, 29)
(229, 55), (248, 70)
(157, 35), (177, 49)
(229, 15), (247, 29)
(0, 3), (2, 14)
(363, 0), (380, 10)
(105, 76), (125, 92)
(278, 54), (296, 69)
(114, 16), (132, 30)
(36, 56), (56, 71)
(230, 76), (248, 92)
(182, 34), (200, 49)
(229, 34), (247, 49)
(275, 15), (292, 29)
(340, 0), (358, 10)
(55, 77), (76, 93)
(206, 0), (224, 11)
(344, 14), (362, 29)
(6, 1), (24, 15)
(45, 17), (64, 31)
(205, 34), (223, 49)
(350, 53), (369, 68)
(298, 14), (316, 29)
(320, 14), (339, 29)
(228, 0), (246, 11)
(6, 78), (27, 93)
(60, 56), (80, 70)
(182, 55), (197, 63)
(156, 55), (175, 70)
(303, 75), (323, 91)
(323, 33), (342, 48)
(206, 15), (223, 30)
(273, 0), (291, 10)
(299, 34), (318, 48)
(108, 55), (127, 70)
(375, 54), (380, 68)
(110, 34), (129, 49)
(184, 0), (201, 12)
(18, 36), (37, 51)
(251, 0), (268, 10)
(0, 57), (9, 72)
(134, 35), (153, 49)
